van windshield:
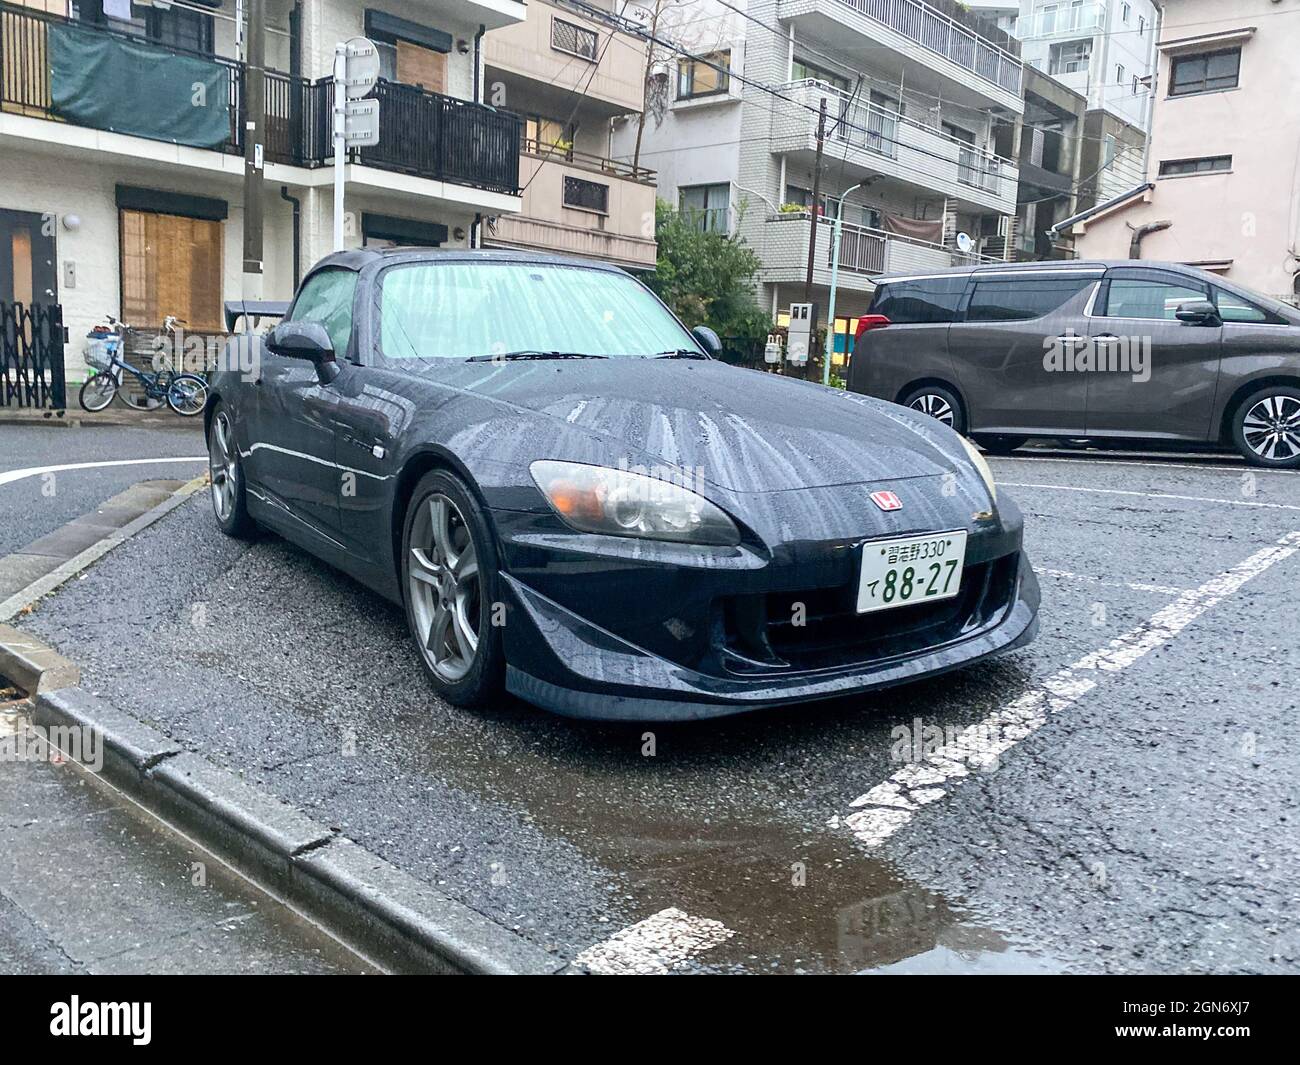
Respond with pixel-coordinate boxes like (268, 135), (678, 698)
(377, 261), (702, 360)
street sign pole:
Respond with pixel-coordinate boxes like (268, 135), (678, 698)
(332, 38), (380, 252)
(332, 44), (347, 251)
(823, 182), (863, 387)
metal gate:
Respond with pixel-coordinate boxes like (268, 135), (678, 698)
(1, 301), (66, 409)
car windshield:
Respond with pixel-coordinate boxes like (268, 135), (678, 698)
(377, 261), (703, 360)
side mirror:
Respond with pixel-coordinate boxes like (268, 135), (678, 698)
(692, 325), (722, 357)
(267, 321), (340, 383)
(1175, 299), (1221, 326)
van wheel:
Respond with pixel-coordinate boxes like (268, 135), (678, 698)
(900, 385), (966, 435)
(972, 434), (1028, 455)
(1232, 386), (1300, 469)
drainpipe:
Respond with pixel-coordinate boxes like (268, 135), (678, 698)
(474, 24), (485, 103)
(280, 186), (301, 289)
(1127, 219), (1171, 259)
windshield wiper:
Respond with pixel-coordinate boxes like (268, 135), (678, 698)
(651, 349), (710, 360)
(466, 350), (609, 362)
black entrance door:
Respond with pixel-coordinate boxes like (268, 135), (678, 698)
(0, 209), (58, 307)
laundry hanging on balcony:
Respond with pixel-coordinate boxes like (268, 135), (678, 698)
(48, 23), (231, 150)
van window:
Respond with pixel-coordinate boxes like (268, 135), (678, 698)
(965, 278), (1094, 322)
(1214, 288), (1276, 324)
(1102, 277), (1206, 320)
(871, 276), (967, 324)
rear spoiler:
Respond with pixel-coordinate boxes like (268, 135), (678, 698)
(224, 300), (290, 333)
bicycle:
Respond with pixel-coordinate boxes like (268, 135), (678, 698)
(79, 315), (209, 417)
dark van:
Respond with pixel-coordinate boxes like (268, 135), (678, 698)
(847, 260), (1300, 468)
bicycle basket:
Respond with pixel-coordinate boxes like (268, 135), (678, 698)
(84, 337), (115, 371)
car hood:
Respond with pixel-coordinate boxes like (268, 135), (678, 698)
(431, 359), (968, 493)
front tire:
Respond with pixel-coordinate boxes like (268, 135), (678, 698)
(402, 470), (505, 708)
(900, 384), (966, 435)
(79, 373), (118, 412)
(207, 403), (256, 539)
(1233, 386), (1300, 469)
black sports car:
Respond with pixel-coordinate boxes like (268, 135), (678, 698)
(207, 248), (1039, 720)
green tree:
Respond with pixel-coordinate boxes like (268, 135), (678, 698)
(645, 200), (772, 357)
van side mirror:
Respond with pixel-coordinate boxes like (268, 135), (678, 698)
(692, 325), (722, 356)
(267, 321), (340, 383)
(1174, 299), (1221, 326)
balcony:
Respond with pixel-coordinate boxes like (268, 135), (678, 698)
(0, 2), (521, 197)
(484, 142), (657, 269)
(756, 212), (1001, 293)
(483, 0), (645, 116)
(778, 0), (1023, 106)
(773, 81), (1019, 214)
(1016, 2), (1105, 40)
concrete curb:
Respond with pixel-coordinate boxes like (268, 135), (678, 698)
(28, 685), (564, 974)
(0, 475), (208, 623)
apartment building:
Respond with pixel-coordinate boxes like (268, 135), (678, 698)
(611, 0), (1025, 361)
(0, 0), (525, 378)
(1012, 0), (1156, 204)
(480, 0), (656, 269)
(1013, 64), (1085, 259)
(1061, 0), (1300, 304)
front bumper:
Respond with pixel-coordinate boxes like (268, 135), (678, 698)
(497, 527), (1041, 722)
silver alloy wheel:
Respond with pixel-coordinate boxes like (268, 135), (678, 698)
(408, 494), (481, 683)
(909, 393), (956, 427)
(1242, 394), (1300, 461)
(209, 410), (237, 522)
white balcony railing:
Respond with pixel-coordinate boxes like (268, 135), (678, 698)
(1015, 2), (1105, 40)
(779, 81), (1019, 210)
(816, 0), (1024, 95)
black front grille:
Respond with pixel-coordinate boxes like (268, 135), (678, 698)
(718, 554), (1019, 675)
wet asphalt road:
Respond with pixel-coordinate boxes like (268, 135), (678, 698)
(13, 443), (1300, 974)
(0, 425), (205, 555)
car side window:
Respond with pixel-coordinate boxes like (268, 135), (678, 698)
(871, 277), (967, 324)
(965, 278), (1094, 322)
(286, 269), (359, 359)
(1214, 288), (1270, 324)
(1101, 276), (1207, 320)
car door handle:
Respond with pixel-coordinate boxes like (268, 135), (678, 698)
(1054, 334), (1087, 344)
(1090, 333), (1121, 342)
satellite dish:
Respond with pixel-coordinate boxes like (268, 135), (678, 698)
(956, 232), (974, 253)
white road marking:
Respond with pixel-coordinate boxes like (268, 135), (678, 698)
(0, 457), (206, 488)
(839, 531), (1300, 850)
(1038, 568), (1188, 596)
(992, 454), (1300, 477)
(1002, 481), (1300, 512)
(574, 907), (735, 974)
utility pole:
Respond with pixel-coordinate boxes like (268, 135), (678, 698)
(802, 97), (826, 381)
(241, 0), (266, 300)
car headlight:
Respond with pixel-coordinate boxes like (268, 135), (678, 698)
(530, 460), (740, 546)
(958, 436), (998, 503)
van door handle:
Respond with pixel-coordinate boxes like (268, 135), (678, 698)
(1090, 333), (1121, 342)
(1054, 335), (1086, 344)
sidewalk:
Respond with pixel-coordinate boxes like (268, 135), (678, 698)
(0, 705), (373, 974)
(0, 406), (203, 430)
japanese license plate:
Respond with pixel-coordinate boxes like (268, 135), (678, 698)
(856, 530), (967, 614)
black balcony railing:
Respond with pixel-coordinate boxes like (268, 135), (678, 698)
(0, 2), (520, 196)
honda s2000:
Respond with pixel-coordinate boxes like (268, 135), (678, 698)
(206, 249), (1038, 720)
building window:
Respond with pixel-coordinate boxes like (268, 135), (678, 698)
(563, 176), (609, 213)
(1139, 16), (1146, 36)
(71, 0), (214, 53)
(1158, 155), (1232, 177)
(552, 17), (598, 61)
(522, 115), (574, 158)
(1116, 63), (1124, 84)
(1132, 75), (1139, 94)
(1170, 48), (1241, 96)
(1121, 2), (1130, 23)
(679, 183), (730, 233)
(677, 49), (730, 100)
(1049, 39), (1091, 76)
(791, 56), (849, 92)
(120, 208), (223, 332)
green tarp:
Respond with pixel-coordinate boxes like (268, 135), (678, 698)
(49, 24), (231, 150)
